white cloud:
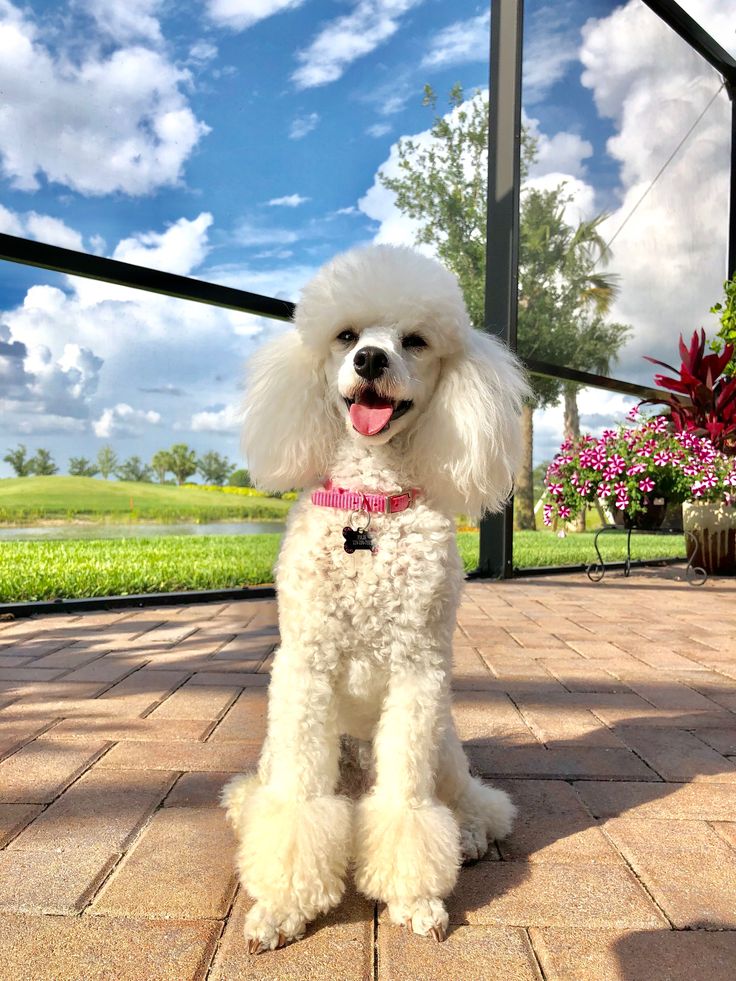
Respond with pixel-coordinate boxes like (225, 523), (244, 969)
(190, 403), (241, 432)
(522, 3), (579, 105)
(421, 10), (488, 69)
(112, 214), (213, 275)
(189, 40), (218, 63)
(207, 0), (305, 31)
(232, 222), (300, 247)
(580, 0), (731, 381)
(292, 0), (424, 89)
(367, 123), (392, 138)
(93, 403), (162, 438)
(289, 113), (320, 140)
(78, 0), (164, 43)
(0, 205), (84, 250)
(267, 194), (310, 207)
(0, 1), (209, 196)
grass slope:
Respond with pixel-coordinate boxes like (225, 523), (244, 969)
(0, 531), (686, 602)
(0, 476), (290, 524)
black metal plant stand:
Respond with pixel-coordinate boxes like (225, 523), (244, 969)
(586, 526), (708, 585)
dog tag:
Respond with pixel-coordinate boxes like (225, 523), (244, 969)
(343, 527), (376, 554)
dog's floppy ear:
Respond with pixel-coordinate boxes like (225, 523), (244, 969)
(407, 330), (529, 519)
(242, 329), (341, 492)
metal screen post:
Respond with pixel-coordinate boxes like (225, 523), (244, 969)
(730, 87), (736, 279)
(474, 0), (524, 579)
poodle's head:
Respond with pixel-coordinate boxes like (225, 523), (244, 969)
(242, 244), (529, 517)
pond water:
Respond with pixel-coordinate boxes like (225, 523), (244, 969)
(0, 521), (287, 541)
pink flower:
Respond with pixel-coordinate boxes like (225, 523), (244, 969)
(597, 482), (612, 498)
(627, 463), (646, 476)
(558, 505), (571, 519)
(547, 482), (563, 497)
(653, 451), (671, 467)
(613, 481), (628, 495)
(615, 495), (630, 510)
(639, 477), (655, 493)
(627, 405), (639, 421)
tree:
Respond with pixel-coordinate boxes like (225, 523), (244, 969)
(166, 443), (198, 485)
(381, 85), (630, 529)
(229, 468), (253, 488)
(151, 449), (172, 484)
(197, 451), (236, 486)
(68, 457), (99, 477)
(3, 444), (34, 477)
(116, 456), (153, 483)
(29, 448), (58, 476)
(97, 445), (118, 480)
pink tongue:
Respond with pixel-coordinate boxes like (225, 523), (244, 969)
(350, 400), (394, 436)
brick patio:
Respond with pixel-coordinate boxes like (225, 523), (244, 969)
(1, 568), (735, 980)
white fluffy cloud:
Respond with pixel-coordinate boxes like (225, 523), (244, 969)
(421, 10), (488, 69)
(0, 1), (209, 196)
(292, 0), (424, 89)
(93, 403), (161, 438)
(289, 113), (320, 140)
(580, 0), (732, 380)
(0, 204), (84, 250)
(267, 194), (309, 207)
(79, 0), (164, 43)
(207, 0), (305, 31)
(190, 403), (241, 432)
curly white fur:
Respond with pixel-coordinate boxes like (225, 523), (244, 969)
(222, 244), (528, 952)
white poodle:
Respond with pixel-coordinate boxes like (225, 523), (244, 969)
(221, 244), (528, 953)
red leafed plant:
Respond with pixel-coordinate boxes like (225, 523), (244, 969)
(644, 329), (736, 455)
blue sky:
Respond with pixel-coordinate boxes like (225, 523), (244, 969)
(0, 0), (734, 475)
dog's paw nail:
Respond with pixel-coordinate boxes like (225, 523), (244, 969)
(247, 939), (263, 955)
(404, 918), (412, 930)
(276, 932), (287, 949)
(429, 925), (446, 942)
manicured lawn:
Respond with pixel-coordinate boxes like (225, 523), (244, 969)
(0, 530), (687, 602)
(0, 476), (290, 524)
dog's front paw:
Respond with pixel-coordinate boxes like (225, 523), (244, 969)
(388, 896), (449, 941)
(243, 901), (307, 954)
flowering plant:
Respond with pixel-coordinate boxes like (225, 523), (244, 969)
(542, 412), (736, 526)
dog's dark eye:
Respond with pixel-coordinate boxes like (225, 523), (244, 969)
(402, 334), (427, 350)
(336, 328), (358, 344)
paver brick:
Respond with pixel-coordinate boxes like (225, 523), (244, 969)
(603, 818), (736, 928)
(494, 780), (622, 863)
(96, 739), (261, 772)
(91, 805), (237, 918)
(613, 726), (736, 782)
(9, 766), (176, 853)
(0, 735), (108, 804)
(467, 745), (659, 781)
(451, 691), (537, 745)
(445, 861), (665, 928)
(164, 771), (232, 808)
(0, 803), (44, 847)
(0, 914), (220, 981)
(573, 780), (736, 821)
(378, 925), (542, 981)
(49, 717), (213, 741)
(151, 681), (240, 720)
(0, 847), (117, 914)
(208, 687), (268, 743)
(210, 888), (373, 981)
(530, 927), (736, 981)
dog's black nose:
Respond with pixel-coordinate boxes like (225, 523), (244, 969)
(353, 346), (388, 381)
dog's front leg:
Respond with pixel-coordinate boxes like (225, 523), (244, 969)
(353, 659), (461, 940)
(221, 649), (351, 953)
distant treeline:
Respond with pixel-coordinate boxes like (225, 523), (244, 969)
(3, 443), (251, 487)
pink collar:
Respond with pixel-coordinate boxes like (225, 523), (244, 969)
(311, 480), (420, 515)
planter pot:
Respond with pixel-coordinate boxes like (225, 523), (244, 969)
(613, 495), (668, 531)
(683, 501), (736, 576)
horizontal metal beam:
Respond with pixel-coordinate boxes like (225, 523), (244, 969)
(642, 0), (736, 85)
(0, 233), (295, 321)
(0, 584), (277, 619)
(523, 358), (661, 400)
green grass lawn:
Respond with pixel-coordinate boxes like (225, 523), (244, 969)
(0, 476), (290, 524)
(0, 530), (687, 602)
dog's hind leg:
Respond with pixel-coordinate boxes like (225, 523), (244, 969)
(222, 646), (352, 954)
(436, 722), (516, 862)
